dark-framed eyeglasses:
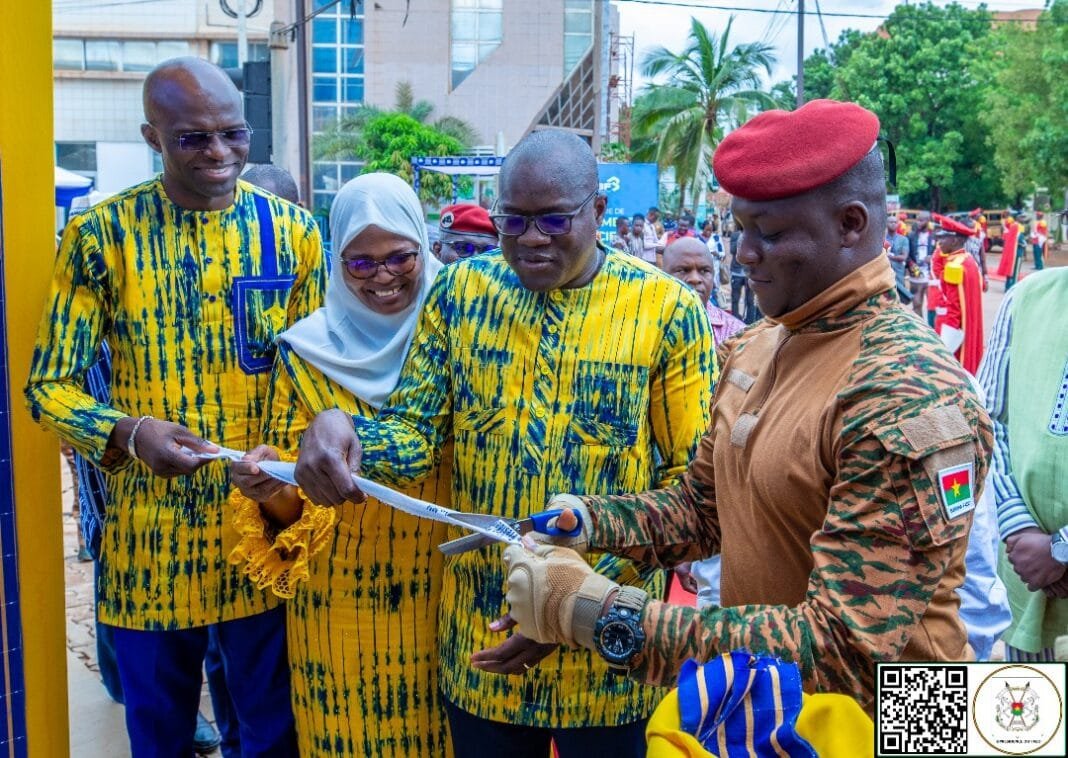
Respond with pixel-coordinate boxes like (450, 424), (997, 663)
(340, 250), (420, 279)
(446, 240), (496, 258)
(490, 190), (598, 237)
(151, 123), (253, 152)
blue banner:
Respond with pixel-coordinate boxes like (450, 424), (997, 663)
(598, 163), (658, 242)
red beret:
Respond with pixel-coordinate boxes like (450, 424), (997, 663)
(439, 203), (496, 236)
(712, 99), (880, 201)
(932, 213), (977, 237)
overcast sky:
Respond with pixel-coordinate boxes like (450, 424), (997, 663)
(616, 0), (1044, 89)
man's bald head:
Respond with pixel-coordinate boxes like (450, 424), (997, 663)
(663, 237), (716, 305)
(499, 130), (598, 199)
(140, 57), (249, 211)
(143, 57), (242, 126)
(664, 236), (711, 265)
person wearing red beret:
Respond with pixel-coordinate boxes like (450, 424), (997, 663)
(931, 213), (985, 374)
(437, 202), (499, 265)
(496, 99), (993, 719)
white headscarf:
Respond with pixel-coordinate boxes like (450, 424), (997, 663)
(278, 173), (442, 408)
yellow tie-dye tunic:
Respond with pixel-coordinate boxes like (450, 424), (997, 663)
(357, 249), (717, 728)
(25, 177), (327, 630)
(231, 343), (452, 757)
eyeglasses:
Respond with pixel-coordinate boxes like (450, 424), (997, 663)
(490, 190), (598, 237)
(446, 240), (496, 258)
(340, 250), (420, 279)
(151, 123), (253, 152)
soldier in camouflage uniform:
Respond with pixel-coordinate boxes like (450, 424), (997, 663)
(500, 100), (994, 713)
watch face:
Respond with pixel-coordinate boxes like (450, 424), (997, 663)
(599, 621), (638, 663)
(1053, 540), (1068, 563)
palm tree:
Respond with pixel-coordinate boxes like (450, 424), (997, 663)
(632, 17), (777, 213)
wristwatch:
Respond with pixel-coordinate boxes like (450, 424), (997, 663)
(1050, 529), (1068, 564)
(594, 585), (648, 671)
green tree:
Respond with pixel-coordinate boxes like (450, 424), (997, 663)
(981, 0), (1068, 204)
(631, 16), (777, 213)
(313, 81), (479, 206)
(316, 111), (467, 205)
(831, 2), (997, 210)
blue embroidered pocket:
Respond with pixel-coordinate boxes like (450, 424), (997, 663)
(1049, 358), (1068, 436)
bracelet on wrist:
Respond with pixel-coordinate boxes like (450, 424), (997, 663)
(126, 415), (152, 460)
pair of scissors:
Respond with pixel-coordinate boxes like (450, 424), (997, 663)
(437, 509), (584, 555)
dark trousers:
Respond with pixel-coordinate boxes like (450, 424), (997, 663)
(110, 606), (296, 758)
(1033, 243), (1045, 270)
(730, 276), (758, 324)
(96, 565), (241, 755)
(445, 698), (648, 758)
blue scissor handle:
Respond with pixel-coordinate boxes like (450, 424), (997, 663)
(528, 508), (583, 537)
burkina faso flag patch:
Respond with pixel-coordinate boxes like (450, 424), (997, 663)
(938, 462), (976, 519)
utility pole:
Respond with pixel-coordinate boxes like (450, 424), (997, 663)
(796, 0), (805, 108)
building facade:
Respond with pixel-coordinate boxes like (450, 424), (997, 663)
(52, 0), (617, 216)
(273, 0), (618, 214)
(52, 0), (273, 195)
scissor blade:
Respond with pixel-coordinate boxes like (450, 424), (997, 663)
(437, 532), (496, 555)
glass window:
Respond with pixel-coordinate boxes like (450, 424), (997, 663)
(123, 41), (157, 72)
(211, 41), (238, 68)
(312, 46), (337, 74)
(56, 142), (97, 173)
(450, 0), (502, 90)
(564, 35), (591, 71)
(211, 40), (268, 67)
(340, 47), (364, 75)
(312, 18), (337, 44)
(313, 76), (337, 103)
(312, 161), (340, 191)
(157, 41), (190, 61)
(342, 77), (364, 103)
(312, 105), (339, 132)
(339, 163), (361, 182)
(85, 40), (121, 71)
(564, 9), (592, 34)
(341, 19), (363, 45)
(54, 39), (85, 70)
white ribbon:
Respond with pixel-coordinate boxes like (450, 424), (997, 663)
(191, 446), (521, 545)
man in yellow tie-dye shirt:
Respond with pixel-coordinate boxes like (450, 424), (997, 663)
(25, 58), (326, 757)
(294, 130), (716, 758)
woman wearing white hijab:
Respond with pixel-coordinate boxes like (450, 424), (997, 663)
(229, 173), (451, 757)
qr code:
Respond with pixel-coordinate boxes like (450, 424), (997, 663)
(878, 664), (968, 755)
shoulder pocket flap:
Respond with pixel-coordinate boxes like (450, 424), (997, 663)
(726, 368), (755, 392)
(873, 405), (973, 460)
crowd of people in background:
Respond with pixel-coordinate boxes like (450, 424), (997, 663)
(28, 56), (1067, 758)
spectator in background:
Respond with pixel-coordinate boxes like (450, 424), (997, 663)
(612, 215), (644, 258)
(657, 214), (695, 268)
(700, 217), (727, 307)
(243, 163), (301, 205)
(906, 211), (934, 318)
(647, 205), (664, 237)
(437, 202), (499, 265)
(727, 219), (759, 324)
(635, 213), (658, 265)
(885, 214), (912, 304)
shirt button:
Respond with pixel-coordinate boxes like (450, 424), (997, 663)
(531, 405), (544, 418)
(204, 257), (213, 264)
(208, 295), (217, 303)
(549, 291), (563, 302)
(547, 324), (559, 334)
(200, 214), (210, 224)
